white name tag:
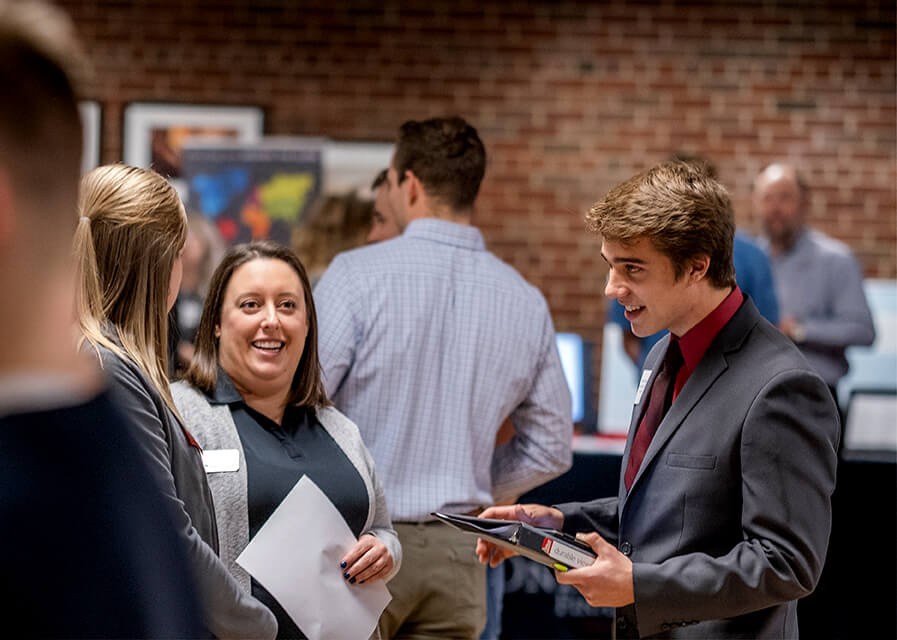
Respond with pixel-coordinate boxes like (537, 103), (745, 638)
(634, 369), (652, 405)
(202, 449), (240, 473)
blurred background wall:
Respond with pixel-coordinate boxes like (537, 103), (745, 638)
(61, 0), (896, 412)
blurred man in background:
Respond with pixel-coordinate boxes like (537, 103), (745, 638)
(754, 162), (875, 403)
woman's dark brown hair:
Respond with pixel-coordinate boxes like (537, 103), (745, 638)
(183, 240), (330, 408)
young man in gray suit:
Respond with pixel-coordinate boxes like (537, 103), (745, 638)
(477, 160), (840, 638)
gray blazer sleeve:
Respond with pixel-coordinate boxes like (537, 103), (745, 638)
(100, 352), (276, 639)
(556, 496), (619, 546)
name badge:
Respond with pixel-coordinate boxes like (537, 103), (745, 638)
(634, 369), (652, 405)
(202, 449), (240, 473)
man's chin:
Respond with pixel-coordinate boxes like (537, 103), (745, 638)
(631, 326), (654, 339)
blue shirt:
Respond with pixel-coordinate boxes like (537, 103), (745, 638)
(608, 231), (781, 372)
(314, 218), (573, 522)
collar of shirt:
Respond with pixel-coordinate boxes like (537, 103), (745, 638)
(673, 285), (744, 393)
(208, 368), (243, 405)
(403, 218), (486, 251)
(206, 368), (313, 425)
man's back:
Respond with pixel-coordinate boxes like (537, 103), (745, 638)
(314, 218), (572, 521)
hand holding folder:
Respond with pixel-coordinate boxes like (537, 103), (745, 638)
(432, 510), (596, 572)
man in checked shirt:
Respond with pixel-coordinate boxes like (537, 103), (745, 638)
(314, 116), (573, 639)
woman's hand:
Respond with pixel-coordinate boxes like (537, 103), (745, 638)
(340, 533), (393, 585)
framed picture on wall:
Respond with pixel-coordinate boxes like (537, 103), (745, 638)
(122, 102), (264, 195)
(181, 141), (324, 247)
(179, 137), (392, 251)
(78, 101), (101, 174)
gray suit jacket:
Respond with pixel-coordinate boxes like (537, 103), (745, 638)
(559, 297), (839, 638)
(172, 381), (402, 593)
(97, 345), (277, 639)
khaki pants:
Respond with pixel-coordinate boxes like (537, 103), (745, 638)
(379, 522), (487, 639)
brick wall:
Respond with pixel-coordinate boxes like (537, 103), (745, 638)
(61, 0), (896, 417)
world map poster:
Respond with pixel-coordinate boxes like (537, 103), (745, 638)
(182, 145), (322, 247)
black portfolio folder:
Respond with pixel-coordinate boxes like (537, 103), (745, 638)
(432, 512), (596, 571)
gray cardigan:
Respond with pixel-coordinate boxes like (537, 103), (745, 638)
(172, 381), (402, 596)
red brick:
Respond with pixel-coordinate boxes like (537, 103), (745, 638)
(66, 0), (896, 411)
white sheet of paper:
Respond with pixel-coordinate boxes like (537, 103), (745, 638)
(236, 476), (391, 640)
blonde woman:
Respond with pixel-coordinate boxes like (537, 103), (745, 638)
(74, 164), (277, 639)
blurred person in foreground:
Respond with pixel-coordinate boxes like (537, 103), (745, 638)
(314, 117), (573, 639)
(754, 162), (875, 403)
(0, 1), (202, 636)
(173, 241), (400, 639)
(477, 160), (839, 638)
(75, 164), (277, 639)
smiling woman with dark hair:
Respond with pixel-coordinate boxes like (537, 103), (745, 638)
(174, 240), (400, 640)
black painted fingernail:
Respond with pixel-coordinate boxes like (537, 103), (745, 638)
(343, 572), (350, 579)
(340, 561), (347, 568)
(349, 577), (356, 584)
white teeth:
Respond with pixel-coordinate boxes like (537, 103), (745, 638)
(252, 341), (284, 350)
(625, 305), (642, 312)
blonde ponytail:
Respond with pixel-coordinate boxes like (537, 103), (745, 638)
(74, 164), (187, 416)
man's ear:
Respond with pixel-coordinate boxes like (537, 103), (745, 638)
(405, 170), (421, 208)
(688, 255), (711, 282)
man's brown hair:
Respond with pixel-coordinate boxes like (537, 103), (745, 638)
(587, 160), (736, 288)
(393, 117), (486, 212)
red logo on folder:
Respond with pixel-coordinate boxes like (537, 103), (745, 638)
(541, 538), (552, 553)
